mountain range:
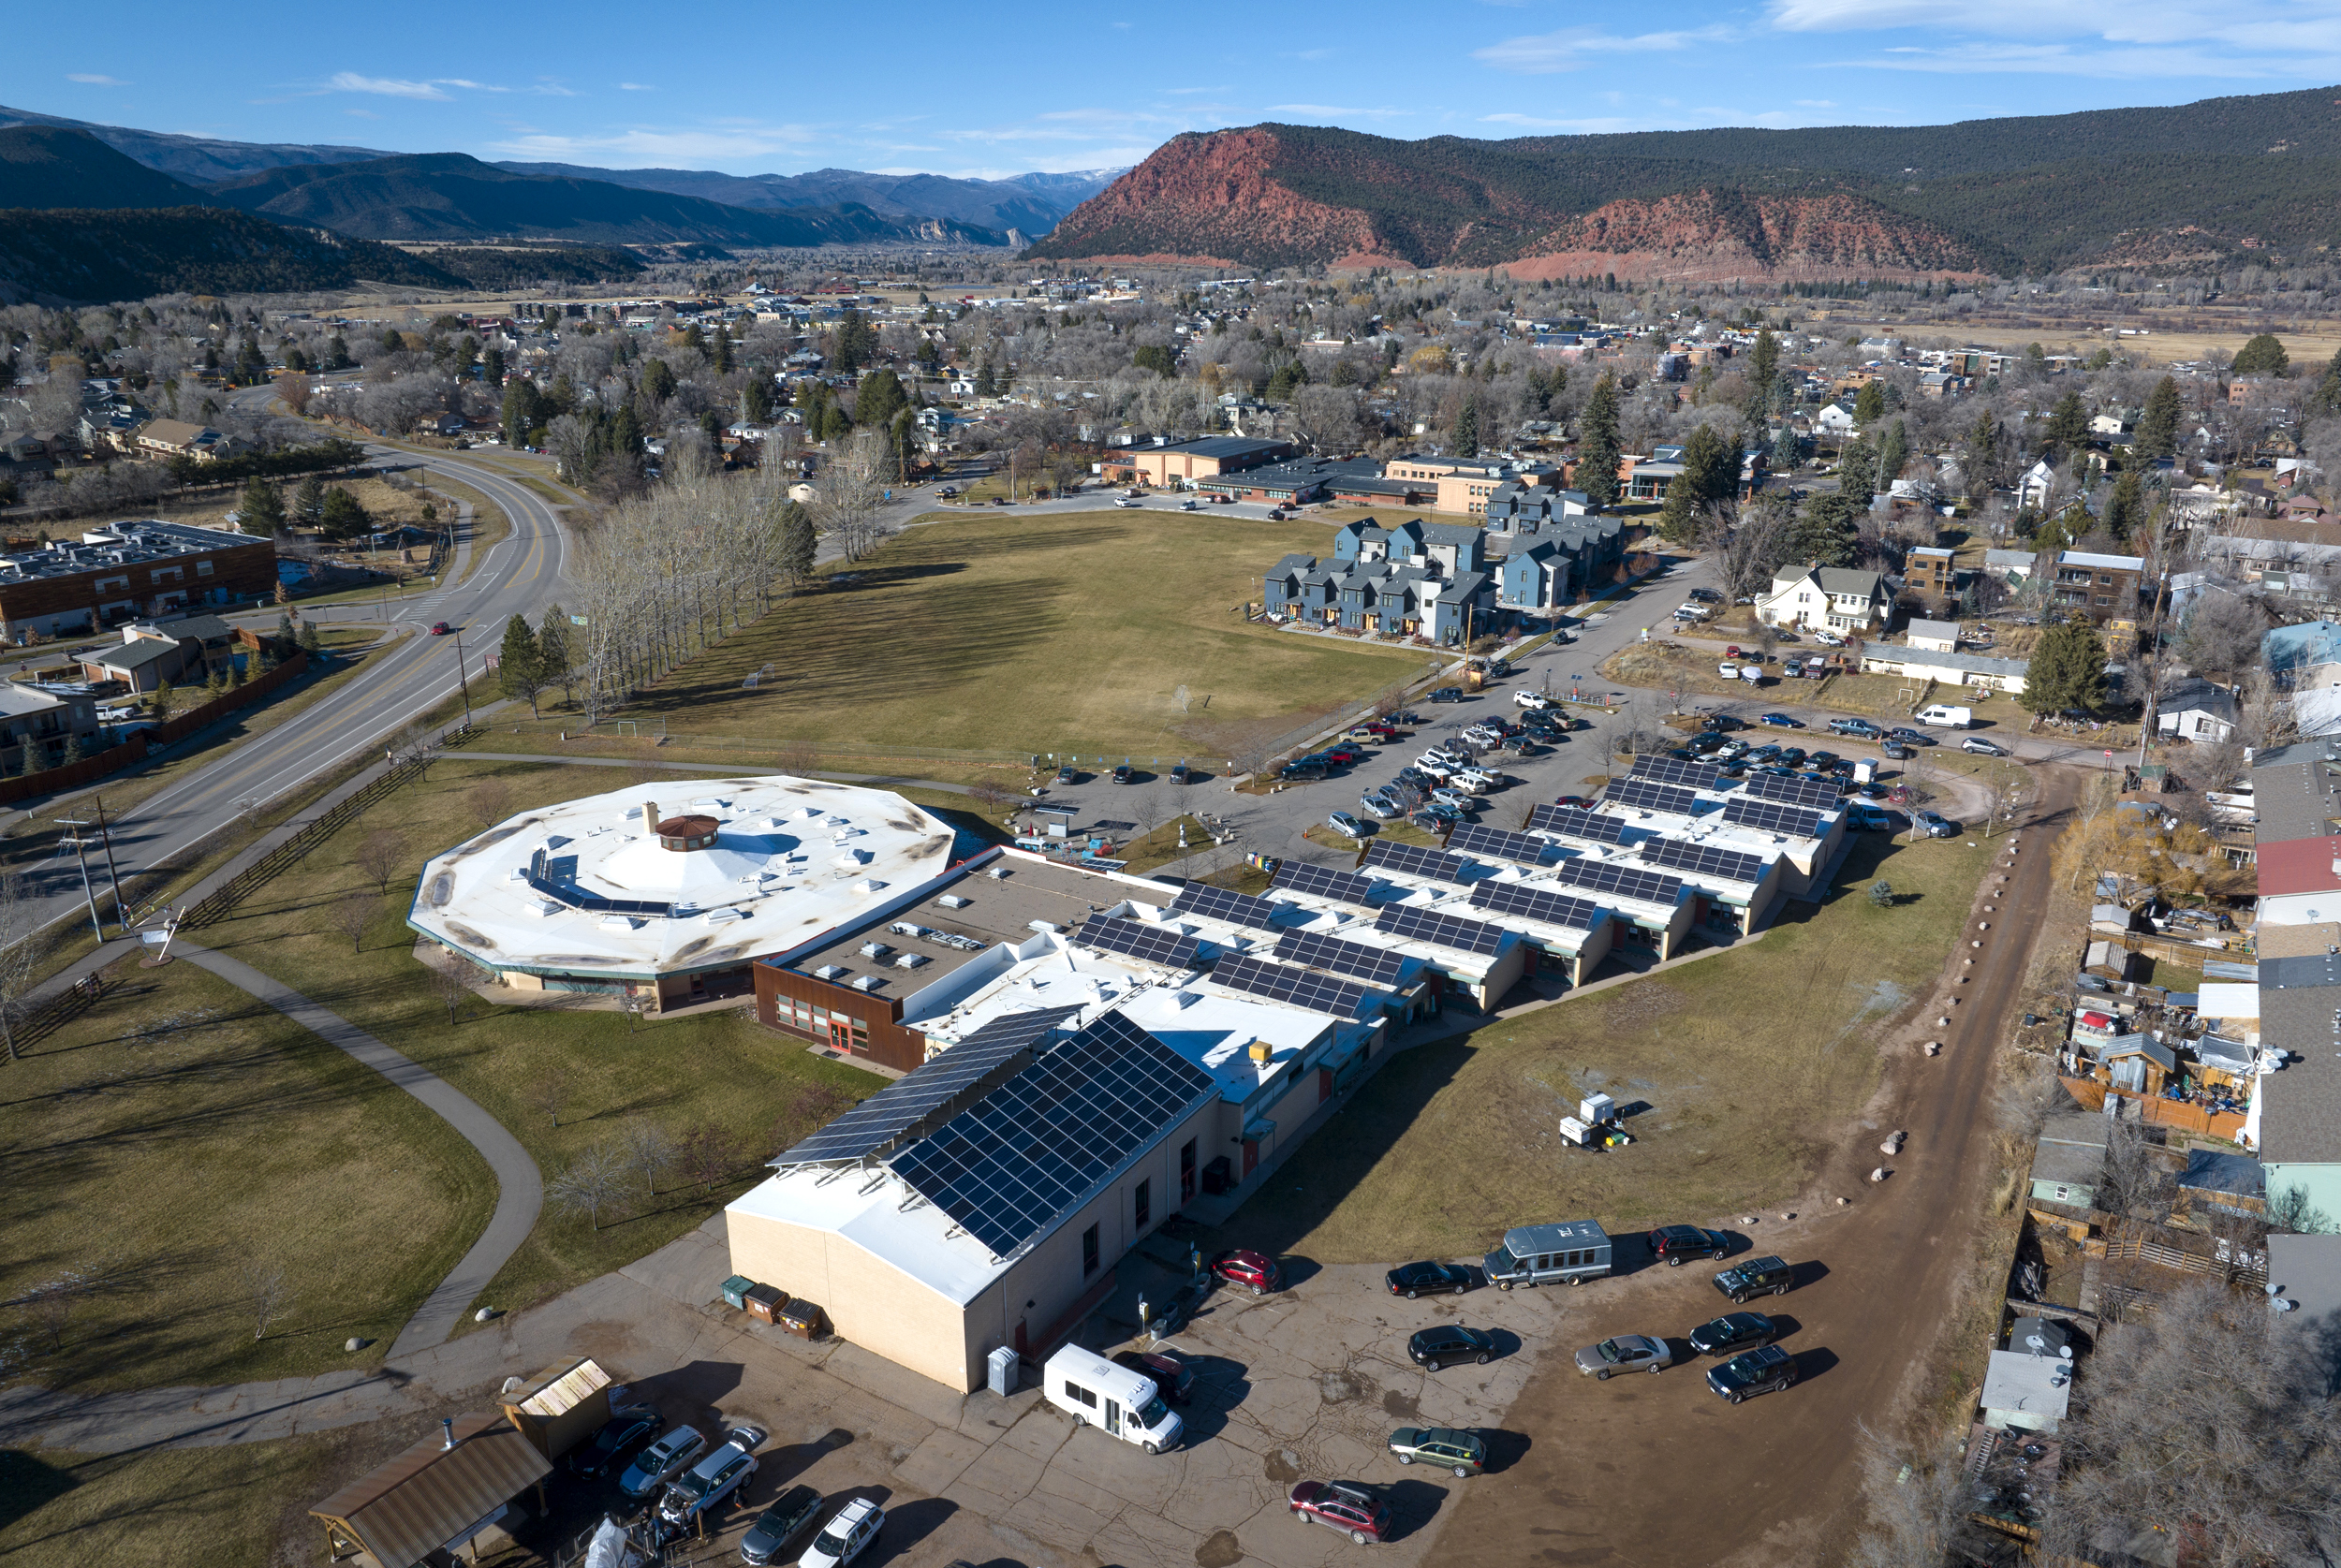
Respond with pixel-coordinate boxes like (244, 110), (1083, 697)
(1032, 88), (2341, 279)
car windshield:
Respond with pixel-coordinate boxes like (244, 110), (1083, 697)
(815, 1523), (855, 1555)
(1597, 1340), (1622, 1363)
(1137, 1396), (1171, 1429)
(1487, 1246), (1519, 1273)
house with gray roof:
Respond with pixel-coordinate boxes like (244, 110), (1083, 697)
(2154, 677), (2238, 743)
(1759, 565), (1891, 634)
(1858, 645), (2030, 696)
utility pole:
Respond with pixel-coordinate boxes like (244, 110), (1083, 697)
(90, 796), (125, 932)
(453, 628), (473, 725)
(52, 817), (106, 941)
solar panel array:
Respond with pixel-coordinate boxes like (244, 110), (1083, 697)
(1211, 952), (1375, 1017)
(1271, 860), (1379, 908)
(1723, 796), (1827, 839)
(1362, 839), (1470, 886)
(1447, 821), (1556, 867)
(1376, 902), (1508, 956)
(528, 848), (672, 917)
(1602, 777), (1701, 817)
(1551, 855), (1686, 906)
(1170, 881), (1282, 931)
(1630, 755), (1724, 791)
(1745, 772), (1842, 811)
(891, 1013), (1215, 1258)
(1073, 916), (1201, 970)
(1274, 928), (1409, 987)
(1639, 836), (1769, 886)
(773, 1004), (1082, 1167)
(1528, 802), (1632, 843)
(1466, 879), (1603, 931)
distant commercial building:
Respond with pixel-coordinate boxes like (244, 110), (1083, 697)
(0, 520), (274, 644)
(1101, 436), (1294, 488)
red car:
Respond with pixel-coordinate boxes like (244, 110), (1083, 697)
(1212, 1249), (1281, 1296)
(1288, 1481), (1391, 1545)
(1553, 795), (1595, 810)
(1321, 744), (1364, 764)
(1363, 721), (1400, 738)
(429, 622), (453, 637)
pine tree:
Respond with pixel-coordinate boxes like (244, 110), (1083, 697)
(1575, 373), (1623, 509)
(743, 375), (774, 424)
(1770, 421), (1800, 475)
(2021, 613), (2109, 715)
(292, 474), (327, 529)
(1838, 435), (1880, 503)
(498, 613), (547, 718)
(238, 477), (286, 533)
(1876, 418), (1908, 491)
(2103, 469), (2145, 544)
(1962, 409), (1995, 497)
(1659, 423), (1736, 544)
(1748, 328), (1779, 396)
(1787, 491), (1862, 568)
(2231, 333), (2289, 375)
(2136, 375), (2183, 459)
(776, 501), (817, 588)
(2044, 390), (2087, 458)
(1451, 396), (1480, 458)
(1853, 380), (1886, 426)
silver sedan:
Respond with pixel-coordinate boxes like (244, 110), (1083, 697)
(1574, 1334), (1677, 1380)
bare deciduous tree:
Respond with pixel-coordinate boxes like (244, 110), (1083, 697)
(242, 1258), (292, 1340)
(676, 1121), (744, 1190)
(1844, 1420), (1971, 1568)
(425, 956), (479, 1025)
(15, 1266), (97, 1352)
(526, 1068), (573, 1128)
(331, 890), (374, 954)
(467, 779), (513, 828)
(353, 829), (405, 896)
(2096, 1118), (2173, 1219)
(619, 1116), (677, 1199)
(546, 1142), (628, 1232)
(0, 872), (44, 1062)
(815, 428), (895, 564)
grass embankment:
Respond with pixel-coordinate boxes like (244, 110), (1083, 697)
(1220, 828), (1994, 1263)
(186, 756), (916, 1317)
(0, 960), (487, 1393)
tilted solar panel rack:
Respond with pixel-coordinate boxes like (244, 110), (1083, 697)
(1466, 879), (1603, 931)
(769, 1004), (1084, 1168)
(1447, 821), (1557, 868)
(1721, 796), (1827, 839)
(1601, 777), (1701, 817)
(1210, 951), (1376, 1017)
(1270, 859), (1380, 908)
(1273, 927), (1409, 987)
(1072, 916), (1202, 970)
(1549, 854), (1685, 907)
(1528, 802), (1631, 843)
(890, 1012), (1216, 1260)
(1170, 881), (1283, 931)
(1744, 772), (1843, 811)
(1374, 901), (1507, 956)
(1362, 839), (1471, 886)
(528, 847), (673, 917)
(1630, 755), (1724, 791)
(1638, 836), (1768, 886)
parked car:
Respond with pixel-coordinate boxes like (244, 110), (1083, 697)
(1179, 499), (1200, 511)
(1758, 712), (1804, 728)
(1574, 1334), (1676, 1379)
(738, 1485), (825, 1566)
(1430, 787), (1477, 813)
(1386, 1260), (1472, 1297)
(1112, 762), (1133, 784)
(569, 1406), (660, 1476)
(1886, 726), (1934, 747)
(1213, 1249), (1281, 1296)
(1707, 1343), (1800, 1404)
(1512, 689), (1553, 709)
(1113, 1348), (1197, 1406)
(1323, 743), (1365, 764)
(1880, 740), (1913, 760)
(1962, 737), (2008, 755)
(1647, 1224), (1730, 1266)
(1848, 804), (1895, 831)
(1407, 1325), (1496, 1370)
(1359, 794), (1401, 820)
(618, 1426), (708, 1501)
(1288, 1481), (1392, 1545)
(1170, 760), (1191, 784)
(798, 1497), (884, 1568)
(1688, 1312), (1779, 1357)
(1430, 686), (1465, 703)
(1409, 808), (1455, 832)
(657, 1424), (766, 1529)
(1386, 1426), (1486, 1477)
(1701, 712), (1745, 730)
(1689, 587), (1721, 603)
(1713, 1254), (1795, 1304)
(1056, 764), (1081, 784)
(1553, 795), (1595, 809)
(1280, 760), (1328, 781)
(1917, 810), (1959, 838)
(1327, 812), (1371, 840)
(1774, 747), (1806, 768)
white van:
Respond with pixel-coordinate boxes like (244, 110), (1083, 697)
(1043, 1345), (1184, 1454)
(1916, 704), (1972, 728)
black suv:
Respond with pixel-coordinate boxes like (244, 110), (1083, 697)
(1700, 713), (1745, 732)
(1687, 1312), (1778, 1357)
(1407, 1325), (1495, 1370)
(1706, 1343), (1798, 1404)
(1647, 1224), (1730, 1266)
(1713, 1254), (1794, 1303)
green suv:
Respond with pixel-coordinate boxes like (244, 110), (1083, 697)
(1386, 1427), (1486, 1476)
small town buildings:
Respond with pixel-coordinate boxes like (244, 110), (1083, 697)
(0, 520), (274, 644)
(1983, 548), (2039, 585)
(2050, 550), (2143, 623)
(1100, 435), (1293, 488)
(1857, 646), (2029, 696)
(2028, 1108), (2108, 1208)
(2154, 677), (2239, 743)
(0, 682), (98, 769)
(1905, 618), (1960, 653)
(1757, 565), (1892, 635)
(133, 418), (226, 462)
(309, 1409), (552, 1568)
(1380, 456), (1559, 517)
(1905, 546), (1956, 601)
(1980, 1344), (2073, 1434)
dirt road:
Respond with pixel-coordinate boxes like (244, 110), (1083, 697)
(1445, 769), (2079, 1567)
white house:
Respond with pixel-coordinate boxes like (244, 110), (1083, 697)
(1814, 402), (1857, 435)
(1758, 565), (1891, 635)
(2017, 459), (2057, 512)
(2154, 677), (2239, 743)
(1859, 647), (2029, 696)
(1906, 618), (1961, 652)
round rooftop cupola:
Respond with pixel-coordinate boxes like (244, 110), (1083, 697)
(655, 813), (720, 852)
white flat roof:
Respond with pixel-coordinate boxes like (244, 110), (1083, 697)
(411, 776), (959, 977)
(1980, 1349), (2073, 1421)
(729, 1160), (1007, 1305)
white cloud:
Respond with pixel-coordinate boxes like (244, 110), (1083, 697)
(328, 72), (450, 100)
(1768, 0), (2341, 77)
(1795, 98), (1838, 107)
(1474, 23), (1736, 73)
(618, 82), (655, 91)
(1267, 103), (1408, 120)
(483, 123), (820, 166)
(66, 73), (127, 86)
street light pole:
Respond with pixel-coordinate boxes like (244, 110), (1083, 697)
(453, 628), (473, 725)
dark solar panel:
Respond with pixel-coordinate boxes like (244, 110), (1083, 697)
(1273, 928), (1409, 986)
(1362, 839), (1470, 885)
(1722, 797), (1827, 839)
(1271, 860), (1380, 908)
(1170, 882), (1283, 931)
(1375, 902), (1508, 956)
(1601, 777), (1701, 816)
(1073, 916), (1201, 969)
(773, 1004), (1082, 1167)
(1447, 821), (1557, 867)
(1211, 952), (1375, 1017)
(1745, 772), (1842, 811)
(1528, 802), (1631, 843)
(1639, 836), (1769, 886)
(891, 1013), (1215, 1259)
(1466, 880), (1603, 931)
(1550, 855), (1686, 906)
(527, 847), (673, 917)
(1630, 755), (1724, 791)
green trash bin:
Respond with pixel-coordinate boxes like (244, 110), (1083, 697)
(720, 1274), (758, 1312)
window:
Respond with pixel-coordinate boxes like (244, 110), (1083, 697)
(1180, 1138), (1197, 1201)
(1082, 1224), (1100, 1276)
(1134, 1179), (1150, 1230)
(196, 561), (213, 577)
(1063, 1380), (1097, 1408)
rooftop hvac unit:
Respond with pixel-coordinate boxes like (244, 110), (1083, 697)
(858, 942), (892, 959)
(814, 964), (849, 980)
(936, 894), (971, 909)
(1028, 919), (1063, 933)
(987, 865), (1012, 879)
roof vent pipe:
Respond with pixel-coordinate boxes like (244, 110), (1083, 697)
(441, 1417), (456, 1450)
(641, 801), (659, 842)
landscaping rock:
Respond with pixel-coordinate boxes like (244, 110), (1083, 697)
(1870, 1166), (1889, 1182)
(1881, 1131), (1906, 1154)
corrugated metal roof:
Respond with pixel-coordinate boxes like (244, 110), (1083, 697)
(310, 1411), (552, 1568)
(510, 1357), (611, 1419)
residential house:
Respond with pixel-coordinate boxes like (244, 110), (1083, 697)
(1494, 515), (1627, 609)
(1757, 565), (1892, 635)
(2028, 1107), (2108, 1208)
(1814, 402), (1857, 435)
(2264, 621), (2341, 687)
(0, 683), (99, 770)
(1332, 517), (1487, 578)
(1859, 646), (2029, 696)
(1905, 618), (1960, 652)
(2049, 550), (2143, 623)
(1983, 548), (2039, 585)
(133, 419), (225, 462)
(1906, 545), (1956, 601)
(2154, 677), (2239, 743)
(2090, 412), (2133, 439)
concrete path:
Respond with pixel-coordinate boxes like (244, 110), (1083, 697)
(172, 939), (542, 1359)
(456, 751), (976, 794)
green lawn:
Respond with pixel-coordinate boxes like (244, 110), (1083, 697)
(573, 508), (1434, 763)
(0, 960), (488, 1393)
(1212, 828), (1993, 1264)
(186, 756), (897, 1320)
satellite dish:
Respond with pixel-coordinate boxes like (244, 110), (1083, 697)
(2059, 1345), (2073, 1360)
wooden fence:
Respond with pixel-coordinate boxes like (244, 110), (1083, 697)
(2102, 1230), (2267, 1282)
(0, 650), (311, 807)
(10, 971), (104, 1053)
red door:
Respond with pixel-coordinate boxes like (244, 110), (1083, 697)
(1318, 1068), (1332, 1103)
(1242, 1138), (1259, 1179)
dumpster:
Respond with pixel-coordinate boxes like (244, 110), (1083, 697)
(744, 1283), (788, 1324)
(720, 1275), (758, 1312)
(775, 1299), (829, 1340)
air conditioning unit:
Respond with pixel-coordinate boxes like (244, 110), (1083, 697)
(936, 894), (971, 909)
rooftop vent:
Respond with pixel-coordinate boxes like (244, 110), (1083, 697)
(814, 964), (849, 980)
(849, 974), (885, 992)
(936, 894), (971, 909)
(987, 865), (1012, 880)
(1028, 919), (1064, 934)
(892, 953), (930, 970)
(858, 942), (892, 960)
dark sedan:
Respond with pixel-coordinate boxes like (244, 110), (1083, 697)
(1687, 1312), (1779, 1357)
(1113, 1348), (1197, 1405)
(1386, 1261), (1472, 1297)
(738, 1485), (824, 1566)
(1758, 712), (1804, 727)
(1407, 1325), (1495, 1370)
(568, 1407), (659, 1476)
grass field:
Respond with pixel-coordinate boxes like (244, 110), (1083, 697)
(0, 960), (487, 1393)
(592, 508), (1436, 763)
(1213, 828), (1992, 1264)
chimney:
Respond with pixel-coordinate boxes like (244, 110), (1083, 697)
(641, 800), (659, 842)
(441, 1417), (456, 1450)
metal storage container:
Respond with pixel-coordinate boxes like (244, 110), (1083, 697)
(719, 1275), (758, 1312)
(744, 1284), (788, 1324)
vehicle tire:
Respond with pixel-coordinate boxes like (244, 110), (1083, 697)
(1143, 1441), (1159, 1455)
(1477, 1352), (1491, 1365)
(1774, 1284), (1789, 1297)
(1290, 1506), (1303, 1517)
(1397, 1453), (1414, 1465)
(1728, 1392), (1744, 1404)
(1454, 1283), (1466, 1296)
(1498, 1281), (1511, 1291)
(1350, 1531), (1369, 1546)
(1568, 1276), (1582, 1286)
(1453, 1465), (1471, 1479)
(1597, 1369), (1610, 1381)
(1428, 1359), (1443, 1372)
(1253, 1283), (1265, 1297)
(1406, 1288), (1419, 1299)
(1650, 1364), (1663, 1375)
(1669, 1255), (1682, 1267)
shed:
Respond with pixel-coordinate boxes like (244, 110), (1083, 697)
(2104, 1035), (2176, 1094)
(2196, 983), (2259, 1024)
(2030, 1109), (2110, 1208)
(1980, 1348), (2073, 1432)
(1906, 618), (1961, 652)
(493, 1356), (614, 1459)
(310, 1411), (552, 1568)
(2177, 1150), (2265, 1215)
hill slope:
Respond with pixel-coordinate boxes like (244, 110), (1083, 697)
(0, 101), (394, 183)
(489, 161), (1119, 233)
(209, 153), (1005, 246)
(1031, 91), (2341, 277)
(0, 125), (220, 210)
(0, 207), (463, 305)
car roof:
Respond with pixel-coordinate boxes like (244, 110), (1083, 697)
(830, 1497), (879, 1524)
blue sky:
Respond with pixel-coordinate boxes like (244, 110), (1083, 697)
(10, 0), (2341, 178)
